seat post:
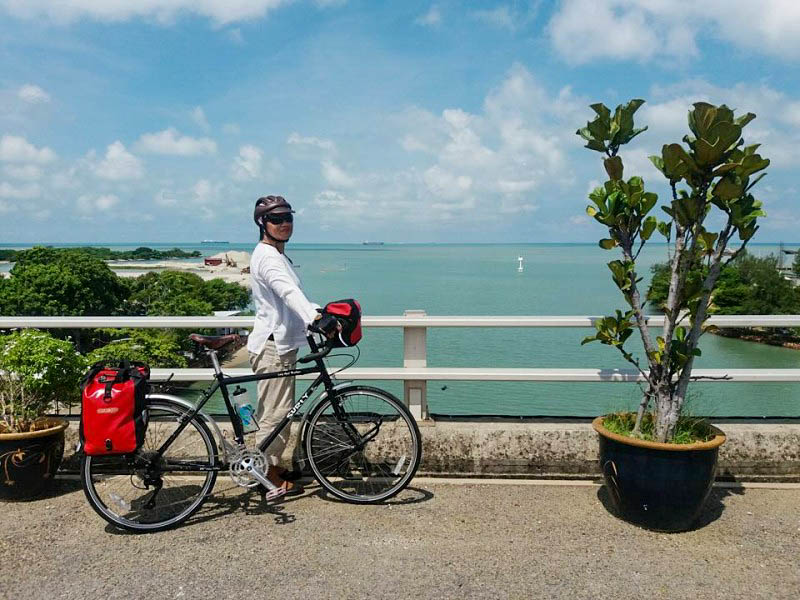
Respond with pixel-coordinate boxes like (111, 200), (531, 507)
(208, 350), (223, 375)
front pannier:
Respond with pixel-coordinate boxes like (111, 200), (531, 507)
(322, 299), (362, 348)
(80, 361), (150, 456)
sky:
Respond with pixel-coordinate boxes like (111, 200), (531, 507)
(0, 0), (799, 244)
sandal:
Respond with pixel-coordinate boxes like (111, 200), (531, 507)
(278, 468), (303, 482)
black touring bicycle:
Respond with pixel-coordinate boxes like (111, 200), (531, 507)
(80, 327), (422, 532)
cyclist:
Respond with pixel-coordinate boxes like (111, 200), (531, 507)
(249, 195), (337, 494)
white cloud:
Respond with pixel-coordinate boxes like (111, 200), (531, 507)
(471, 3), (538, 32)
(3, 164), (42, 181)
(18, 84), (51, 104)
(223, 123), (241, 135)
(415, 5), (441, 27)
(368, 64), (580, 222)
(136, 128), (217, 155)
(231, 144), (282, 181)
(322, 161), (357, 188)
(287, 132), (336, 153)
(639, 80), (800, 170)
(548, 0), (800, 64)
(0, 0), (292, 26)
(91, 141), (144, 180)
(0, 135), (56, 164)
(471, 6), (514, 31)
(77, 193), (120, 213)
(191, 178), (222, 219)
(191, 106), (210, 131)
(548, 0), (662, 64)
(0, 181), (41, 199)
(232, 145), (263, 180)
(423, 165), (472, 199)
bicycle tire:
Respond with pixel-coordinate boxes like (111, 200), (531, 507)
(81, 398), (218, 533)
(303, 385), (421, 503)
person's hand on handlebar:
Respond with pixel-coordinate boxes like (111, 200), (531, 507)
(311, 313), (341, 339)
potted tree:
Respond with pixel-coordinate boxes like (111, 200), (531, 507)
(577, 100), (769, 530)
(0, 329), (85, 500)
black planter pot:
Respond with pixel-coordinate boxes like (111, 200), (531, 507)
(593, 416), (726, 532)
(0, 419), (68, 501)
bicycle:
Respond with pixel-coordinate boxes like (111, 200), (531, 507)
(80, 330), (422, 532)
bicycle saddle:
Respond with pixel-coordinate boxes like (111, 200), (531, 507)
(189, 333), (241, 350)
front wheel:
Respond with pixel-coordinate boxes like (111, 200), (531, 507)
(303, 385), (421, 503)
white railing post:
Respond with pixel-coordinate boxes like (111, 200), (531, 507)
(403, 309), (428, 421)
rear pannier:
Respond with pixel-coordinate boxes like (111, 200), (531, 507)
(80, 361), (150, 456)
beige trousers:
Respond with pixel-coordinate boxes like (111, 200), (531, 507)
(248, 339), (298, 466)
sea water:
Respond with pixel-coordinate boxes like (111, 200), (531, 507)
(3, 242), (799, 416)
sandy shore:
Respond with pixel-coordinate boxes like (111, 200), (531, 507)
(108, 260), (251, 287)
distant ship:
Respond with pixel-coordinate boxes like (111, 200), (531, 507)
(362, 241), (385, 245)
(201, 240), (229, 244)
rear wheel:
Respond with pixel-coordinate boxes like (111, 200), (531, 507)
(81, 399), (218, 533)
(304, 386), (421, 503)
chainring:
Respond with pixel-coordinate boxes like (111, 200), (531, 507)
(229, 447), (268, 489)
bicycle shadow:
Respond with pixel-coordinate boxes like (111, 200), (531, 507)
(308, 483), (434, 506)
(100, 480), (433, 535)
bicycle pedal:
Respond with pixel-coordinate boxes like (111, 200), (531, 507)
(264, 487), (287, 501)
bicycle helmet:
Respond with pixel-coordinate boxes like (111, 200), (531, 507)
(253, 195), (294, 226)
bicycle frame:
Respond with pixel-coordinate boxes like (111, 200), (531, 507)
(153, 335), (345, 467)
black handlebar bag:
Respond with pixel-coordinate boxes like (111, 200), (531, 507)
(323, 299), (362, 348)
(79, 361), (150, 455)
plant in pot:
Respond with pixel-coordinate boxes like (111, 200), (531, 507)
(577, 99), (769, 531)
(0, 329), (86, 500)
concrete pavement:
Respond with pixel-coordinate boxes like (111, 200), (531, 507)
(1, 477), (799, 600)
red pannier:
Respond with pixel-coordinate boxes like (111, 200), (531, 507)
(80, 361), (150, 456)
(323, 299), (362, 348)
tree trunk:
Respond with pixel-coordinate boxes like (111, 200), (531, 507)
(653, 386), (680, 442)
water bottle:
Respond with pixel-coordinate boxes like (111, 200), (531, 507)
(232, 386), (259, 434)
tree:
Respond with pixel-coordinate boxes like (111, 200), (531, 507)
(86, 329), (188, 368)
(649, 252), (800, 316)
(0, 247), (127, 316)
(125, 271), (249, 316)
(579, 100), (769, 442)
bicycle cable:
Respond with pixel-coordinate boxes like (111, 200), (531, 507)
(325, 344), (360, 377)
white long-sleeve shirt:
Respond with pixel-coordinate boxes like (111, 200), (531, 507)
(247, 242), (320, 356)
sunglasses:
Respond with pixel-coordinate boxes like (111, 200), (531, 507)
(264, 213), (294, 225)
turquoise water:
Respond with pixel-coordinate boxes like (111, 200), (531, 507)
(3, 242), (800, 416)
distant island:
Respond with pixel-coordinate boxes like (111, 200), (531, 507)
(201, 240), (229, 244)
(362, 241), (385, 245)
(0, 246), (201, 262)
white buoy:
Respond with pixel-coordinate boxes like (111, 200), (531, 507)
(517, 256), (524, 272)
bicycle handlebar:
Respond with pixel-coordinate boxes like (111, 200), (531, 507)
(297, 332), (334, 364)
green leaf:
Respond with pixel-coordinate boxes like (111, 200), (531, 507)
(641, 216), (657, 240)
(713, 176), (745, 201)
(586, 206), (598, 217)
(735, 112), (756, 128)
(657, 221), (671, 240)
(599, 238), (618, 250)
(745, 172), (767, 192)
(604, 155), (624, 180)
(590, 103), (611, 124)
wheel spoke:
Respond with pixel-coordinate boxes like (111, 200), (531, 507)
(82, 400), (217, 532)
(305, 387), (420, 503)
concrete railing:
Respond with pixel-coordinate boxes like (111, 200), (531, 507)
(3, 313), (800, 421)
